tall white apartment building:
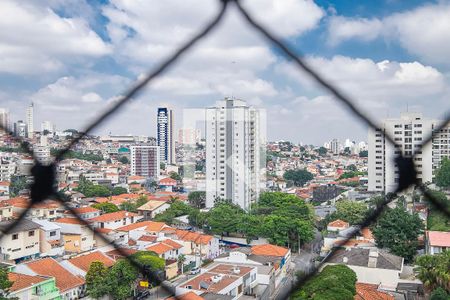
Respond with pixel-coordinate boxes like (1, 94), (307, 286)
(157, 107), (175, 165)
(26, 103), (34, 138)
(0, 108), (10, 133)
(178, 128), (200, 145)
(130, 145), (160, 179)
(205, 98), (265, 210)
(41, 121), (55, 134)
(368, 112), (450, 193)
(330, 139), (339, 155)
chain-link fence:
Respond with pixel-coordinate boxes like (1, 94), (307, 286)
(1, 0), (449, 298)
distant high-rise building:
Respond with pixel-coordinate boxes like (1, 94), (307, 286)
(41, 121), (55, 134)
(0, 108), (10, 133)
(330, 139), (339, 155)
(157, 108), (175, 165)
(205, 98), (266, 211)
(26, 103), (34, 138)
(178, 128), (200, 145)
(368, 112), (450, 193)
(14, 121), (27, 138)
(130, 145), (160, 179)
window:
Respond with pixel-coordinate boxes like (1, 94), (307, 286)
(28, 231), (35, 237)
(50, 231), (56, 237)
(12, 234), (18, 240)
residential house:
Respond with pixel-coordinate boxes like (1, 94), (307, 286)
(15, 257), (85, 300)
(116, 220), (174, 241)
(213, 251), (276, 297)
(250, 244), (291, 288)
(325, 248), (404, 290)
(0, 181), (10, 197)
(54, 218), (95, 253)
(327, 219), (350, 232)
(159, 177), (177, 192)
(146, 239), (183, 260)
(174, 230), (220, 259)
(88, 210), (141, 230)
(354, 283), (395, 300)
(0, 200), (13, 221)
(425, 230), (450, 255)
(70, 206), (100, 219)
(61, 250), (115, 277)
(33, 219), (65, 257)
(176, 264), (258, 300)
(0, 219), (41, 263)
(137, 200), (170, 219)
(8, 272), (61, 300)
(7, 197), (61, 221)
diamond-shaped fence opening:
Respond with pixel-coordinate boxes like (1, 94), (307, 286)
(0, 0), (449, 299)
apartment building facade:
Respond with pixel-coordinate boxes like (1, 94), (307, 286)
(130, 145), (160, 179)
(205, 98), (265, 210)
(157, 107), (175, 165)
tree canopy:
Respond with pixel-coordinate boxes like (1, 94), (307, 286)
(292, 264), (357, 300)
(0, 267), (13, 300)
(92, 202), (119, 213)
(435, 157), (450, 188)
(86, 261), (109, 299)
(106, 259), (139, 300)
(334, 200), (368, 225)
(415, 250), (450, 293)
(188, 191), (206, 209)
(372, 206), (424, 262)
(283, 169), (314, 187)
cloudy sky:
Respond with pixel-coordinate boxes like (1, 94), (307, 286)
(1, 0), (450, 144)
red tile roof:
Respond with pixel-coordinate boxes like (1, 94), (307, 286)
(26, 258), (85, 292)
(427, 230), (450, 247)
(54, 217), (88, 225)
(354, 283), (394, 300)
(147, 242), (174, 255)
(116, 220), (170, 232)
(68, 251), (115, 272)
(8, 272), (47, 292)
(166, 291), (204, 300)
(328, 219), (350, 228)
(72, 206), (100, 214)
(159, 177), (177, 185)
(251, 244), (289, 257)
(175, 229), (213, 245)
(89, 211), (137, 223)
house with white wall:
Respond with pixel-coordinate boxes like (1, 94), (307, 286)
(426, 231), (450, 255)
(32, 219), (64, 257)
(0, 219), (41, 263)
(54, 218), (95, 253)
(88, 210), (141, 230)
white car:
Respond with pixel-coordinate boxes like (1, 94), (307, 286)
(190, 267), (200, 275)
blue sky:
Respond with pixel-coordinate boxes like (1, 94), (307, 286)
(1, 0), (449, 144)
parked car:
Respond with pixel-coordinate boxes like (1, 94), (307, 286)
(190, 267), (200, 275)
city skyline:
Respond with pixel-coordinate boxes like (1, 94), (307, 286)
(1, 1), (450, 144)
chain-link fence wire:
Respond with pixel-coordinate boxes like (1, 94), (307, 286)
(0, 0), (449, 298)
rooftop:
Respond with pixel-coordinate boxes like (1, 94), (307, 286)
(0, 219), (41, 234)
(427, 230), (450, 247)
(89, 210), (137, 223)
(26, 257), (85, 292)
(68, 250), (115, 272)
(251, 244), (289, 257)
(327, 248), (403, 271)
(8, 272), (48, 292)
(354, 283), (394, 300)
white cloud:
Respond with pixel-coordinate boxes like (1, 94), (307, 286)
(0, 0), (111, 75)
(327, 16), (383, 46)
(326, 2), (450, 64)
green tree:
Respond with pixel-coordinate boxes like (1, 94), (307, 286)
(178, 254), (186, 275)
(9, 175), (27, 197)
(86, 261), (109, 299)
(237, 214), (263, 243)
(372, 207), (424, 262)
(154, 201), (195, 224)
(333, 200), (368, 225)
(435, 157), (450, 188)
(111, 187), (127, 196)
(359, 150), (368, 157)
(160, 162), (166, 170)
(430, 287), (449, 300)
(207, 202), (245, 236)
(119, 156), (129, 164)
(415, 251), (450, 293)
(106, 259), (139, 300)
(92, 202), (119, 213)
(283, 169), (314, 187)
(347, 164), (357, 172)
(130, 251), (165, 285)
(316, 146), (328, 156)
(425, 190), (450, 231)
(0, 267), (13, 300)
(169, 171), (182, 182)
(292, 264), (357, 300)
(188, 191), (206, 209)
